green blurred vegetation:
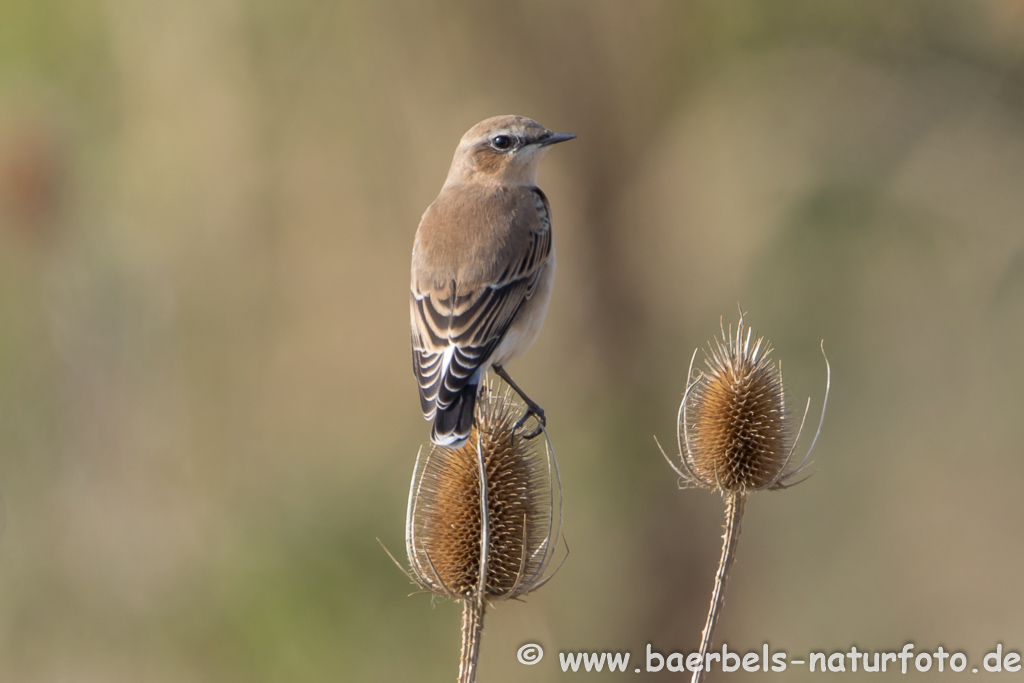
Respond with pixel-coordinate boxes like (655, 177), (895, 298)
(1, 1), (1023, 681)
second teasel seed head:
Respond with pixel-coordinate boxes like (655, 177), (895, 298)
(689, 319), (788, 491)
(664, 314), (828, 493)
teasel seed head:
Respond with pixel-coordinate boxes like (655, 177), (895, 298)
(405, 383), (563, 602)
(661, 312), (830, 494)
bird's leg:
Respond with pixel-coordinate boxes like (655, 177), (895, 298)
(491, 364), (546, 439)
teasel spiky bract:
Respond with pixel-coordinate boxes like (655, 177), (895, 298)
(404, 384), (563, 683)
(658, 312), (830, 683)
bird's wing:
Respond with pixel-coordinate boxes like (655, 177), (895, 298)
(411, 189), (552, 419)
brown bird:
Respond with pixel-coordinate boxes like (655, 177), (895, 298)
(410, 115), (575, 446)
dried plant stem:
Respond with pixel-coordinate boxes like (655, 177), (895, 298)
(692, 492), (746, 683)
(458, 600), (486, 683)
(458, 427), (490, 683)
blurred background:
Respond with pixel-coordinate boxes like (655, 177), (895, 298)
(2, 1), (1023, 680)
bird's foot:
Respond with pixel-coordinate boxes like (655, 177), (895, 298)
(513, 404), (546, 441)
(492, 363), (547, 442)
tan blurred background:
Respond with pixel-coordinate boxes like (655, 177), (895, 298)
(2, 1), (1023, 680)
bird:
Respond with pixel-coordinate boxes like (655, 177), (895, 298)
(410, 115), (575, 447)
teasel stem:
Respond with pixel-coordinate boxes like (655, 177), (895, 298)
(458, 425), (491, 683)
(458, 599), (485, 683)
(692, 492), (746, 683)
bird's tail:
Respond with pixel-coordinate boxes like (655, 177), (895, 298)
(431, 383), (477, 447)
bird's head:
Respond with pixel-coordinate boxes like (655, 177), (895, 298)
(445, 115), (575, 187)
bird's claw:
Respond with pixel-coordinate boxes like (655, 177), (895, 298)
(513, 407), (546, 441)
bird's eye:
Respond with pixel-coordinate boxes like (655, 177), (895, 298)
(491, 135), (513, 151)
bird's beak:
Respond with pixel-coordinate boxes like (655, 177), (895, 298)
(536, 131), (577, 147)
